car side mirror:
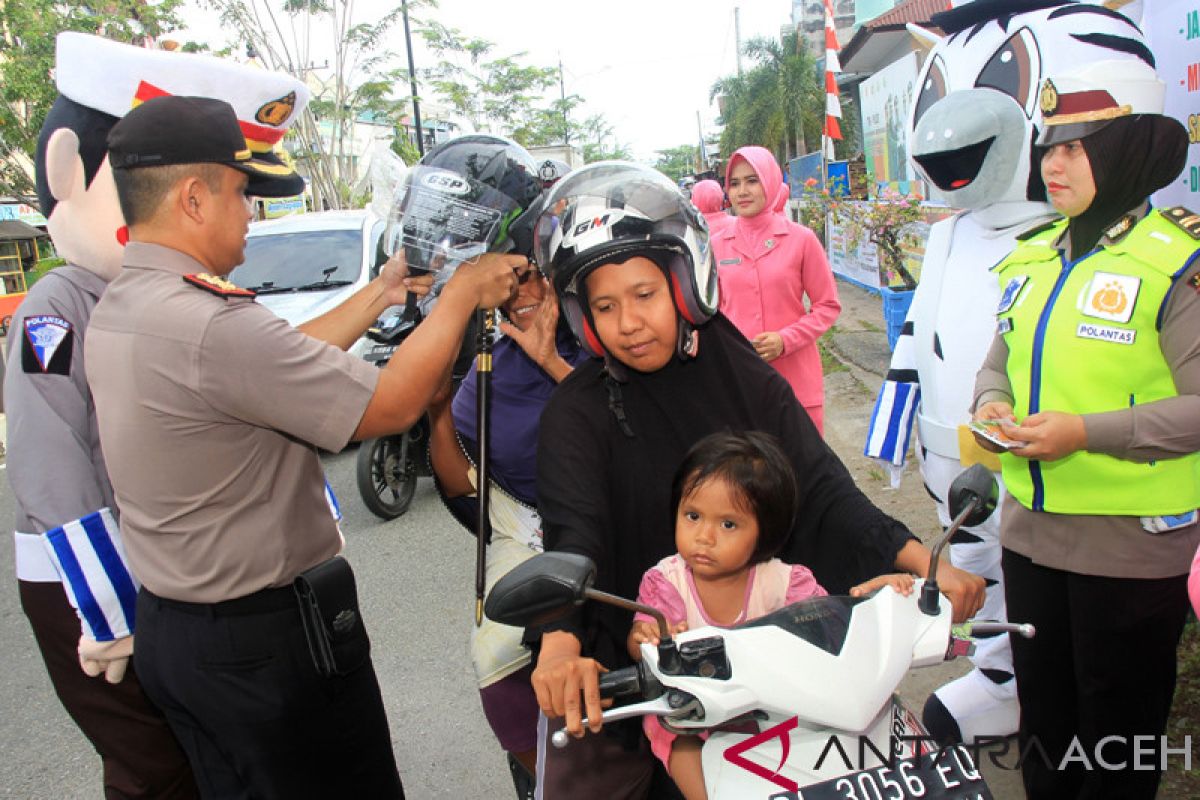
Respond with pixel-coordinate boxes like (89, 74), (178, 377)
(484, 552), (596, 627)
(370, 224), (388, 279)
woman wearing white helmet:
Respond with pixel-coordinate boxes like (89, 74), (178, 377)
(526, 162), (986, 798)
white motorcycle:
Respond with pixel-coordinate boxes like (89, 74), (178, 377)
(486, 464), (1033, 800)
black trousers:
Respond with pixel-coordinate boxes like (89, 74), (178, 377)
(134, 586), (404, 800)
(536, 713), (684, 800)
(1002, 548), (1189, 800)
(19, 580), (198, 799)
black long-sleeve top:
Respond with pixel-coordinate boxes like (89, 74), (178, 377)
(532, 314), (914, 671)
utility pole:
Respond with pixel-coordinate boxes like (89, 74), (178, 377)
(696, 110), (706, 174)
(559, 55), (569, 145)
(401, 0), (424, 157)
(734, 7), (743, 77)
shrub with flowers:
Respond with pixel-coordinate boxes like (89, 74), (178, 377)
(799, 178), (923, 290)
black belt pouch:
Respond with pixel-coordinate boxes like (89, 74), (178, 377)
(293, 556), (369, 677)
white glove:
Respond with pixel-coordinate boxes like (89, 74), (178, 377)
(78, 635), (134, 684)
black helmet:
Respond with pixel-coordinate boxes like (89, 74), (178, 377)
(384, 134), (542, 272)
(533, 161), (717, 359)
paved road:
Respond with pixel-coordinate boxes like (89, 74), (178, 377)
(0, 447), (511, 799)
(0, 333), (1025, 799)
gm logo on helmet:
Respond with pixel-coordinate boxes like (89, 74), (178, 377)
(420, 170), (471, 195)
(574, 214), (613, 237)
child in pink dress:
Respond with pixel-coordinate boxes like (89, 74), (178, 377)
(628, 431), (914, 799)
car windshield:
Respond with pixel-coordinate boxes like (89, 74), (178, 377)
(735, 594), (869, 656)
(229, 228), (363, 292)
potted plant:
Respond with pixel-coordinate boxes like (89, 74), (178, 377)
(800, 181), (924, 349)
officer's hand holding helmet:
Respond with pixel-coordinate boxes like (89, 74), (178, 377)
(384, 135), (543, 311)
(532, 161), (718, 371)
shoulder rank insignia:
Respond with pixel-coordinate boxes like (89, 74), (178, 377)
(1189, 272), (1200, 295)
(1162, 207), (1200, 240)
(21, 314), (73, 375)
(183, 273), (256, 299)
(1015, 219), (1059, 241)
(1103, 214), (1135, 243)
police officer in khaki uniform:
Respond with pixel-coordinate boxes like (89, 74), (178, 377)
(85, 95), (523, 798)
(972, 59), (1200, 800)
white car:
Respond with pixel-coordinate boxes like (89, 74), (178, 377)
(229, 209), (387, 360)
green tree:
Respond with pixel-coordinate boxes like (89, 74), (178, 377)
(0, 0), (186, 201)
(654, 145), (698, 184)
(578, 114), (630, 163)
(420, 20), (560, 146)
(710, 31), (845, 165)
(510, 95), (585, 148)
(207, 0), (434, 209)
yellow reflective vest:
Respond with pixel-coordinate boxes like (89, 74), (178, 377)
(993, 210), (1200, 515)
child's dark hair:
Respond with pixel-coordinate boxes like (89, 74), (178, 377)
(671, 431), (798, 564)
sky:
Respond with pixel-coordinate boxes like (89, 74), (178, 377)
(176, 0), (797, 162)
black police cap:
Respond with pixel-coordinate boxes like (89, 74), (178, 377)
(107, 95), (303, 198)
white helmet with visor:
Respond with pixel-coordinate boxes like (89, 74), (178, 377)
(533, 161), (718, 359)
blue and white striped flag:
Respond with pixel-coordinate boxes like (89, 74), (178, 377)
(41, 508), (138, 642)
(324, 479), (342, 522)
(865, 379), (920, 468)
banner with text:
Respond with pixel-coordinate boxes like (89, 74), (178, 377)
(859, 51), (920, 198)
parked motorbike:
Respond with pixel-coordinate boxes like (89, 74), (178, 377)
(355, 304), (479, 520)
(355, 312), (430, 520)
(486, 464), (1033, 799)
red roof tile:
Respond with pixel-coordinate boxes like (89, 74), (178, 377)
(867, 0), (951, 29)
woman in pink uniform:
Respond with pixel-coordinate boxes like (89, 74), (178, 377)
(689, 179), (731, 238)
(714, 146), (840, 433)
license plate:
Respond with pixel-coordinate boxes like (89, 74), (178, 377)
(365, 345), (396, 362)
(799, 747), (992, 800)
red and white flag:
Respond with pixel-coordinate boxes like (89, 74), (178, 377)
(823, 0), (843, 161)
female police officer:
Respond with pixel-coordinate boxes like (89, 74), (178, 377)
(973, 58), (1200, 799)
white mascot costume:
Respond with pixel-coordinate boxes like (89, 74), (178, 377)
(864, 0), (1149, 744)
(7, 32), (307, 796)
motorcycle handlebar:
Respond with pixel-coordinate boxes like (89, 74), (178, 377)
(599, 666), (643, 701)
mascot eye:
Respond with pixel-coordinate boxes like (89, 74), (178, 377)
(975, 27), (1041, 117)
(913, 56), (947, 126)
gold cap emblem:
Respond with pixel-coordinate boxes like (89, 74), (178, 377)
(1039, 79), (1059, 117)
(255, 91), (296, 126)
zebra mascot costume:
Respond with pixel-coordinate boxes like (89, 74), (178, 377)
(865, 0), (1151, 743)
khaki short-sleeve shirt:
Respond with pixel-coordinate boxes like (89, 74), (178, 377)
(86, 243), (380, 602)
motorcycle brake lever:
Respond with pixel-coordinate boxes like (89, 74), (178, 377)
(551, 695), (680, 749)
(964, 621), (1036, 639)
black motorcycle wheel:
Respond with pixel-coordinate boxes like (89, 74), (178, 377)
(356, 428), (420, 520)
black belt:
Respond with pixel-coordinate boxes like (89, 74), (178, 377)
(142, 585), (296, 617)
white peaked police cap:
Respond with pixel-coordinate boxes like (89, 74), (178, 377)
(55, 31), (309, 155)
(1036, 58), (1165, 146)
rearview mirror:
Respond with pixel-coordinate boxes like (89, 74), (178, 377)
(948, 463), (999, 527)
(484, 552), (596, 627)
(921, 463), (1000, 615)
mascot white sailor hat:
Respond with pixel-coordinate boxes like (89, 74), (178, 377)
(1037, 58), (1165, 146)
(54, 32), (309, 195)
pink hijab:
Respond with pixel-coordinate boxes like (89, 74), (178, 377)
(691, 179), (732, 234)
(690, 179), (725, 214)
(725, 146), (790, 249)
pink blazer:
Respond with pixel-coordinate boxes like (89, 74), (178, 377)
(714, 217), (841, 408)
